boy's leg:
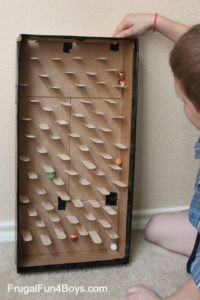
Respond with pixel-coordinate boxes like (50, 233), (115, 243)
(144, 210), (197, 256)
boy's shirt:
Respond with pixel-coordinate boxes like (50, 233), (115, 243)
(188, 136), (200, 288)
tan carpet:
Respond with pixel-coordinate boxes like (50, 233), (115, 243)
(0, 230), (190, 300)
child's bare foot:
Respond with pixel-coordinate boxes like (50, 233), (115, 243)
(127, 285), (162, 300)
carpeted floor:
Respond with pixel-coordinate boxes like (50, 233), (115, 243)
(0, 230), (190, 300)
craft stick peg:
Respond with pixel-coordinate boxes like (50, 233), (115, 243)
(36, 220), (46, 228)
(19, 195), (30, 204)
(88, 231), (102, 244)
(54, 228), (66, 240)
(40, 234), (52, 246)
(21, 230), (33, 242)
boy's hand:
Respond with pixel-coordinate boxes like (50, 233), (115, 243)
(127, 285), (162, 300)
(113, 13), (154, 37)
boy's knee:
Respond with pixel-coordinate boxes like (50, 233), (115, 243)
(144, 214), (163, 244)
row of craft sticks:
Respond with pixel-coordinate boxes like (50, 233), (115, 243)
(19, 197), (109, 210)
(23, 131), (128, 149)
(19, 83), (127, 89)
(26, 169), (127, 189)
(29, 56), (113, 61)
(26, 201), (117, 218)
(21, 228), (104, 245)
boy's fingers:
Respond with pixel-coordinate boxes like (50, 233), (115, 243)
(115, 26), (135, 38)
(113, 18), (132, 36)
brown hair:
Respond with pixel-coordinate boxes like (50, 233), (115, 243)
(170, 24), (200, 112)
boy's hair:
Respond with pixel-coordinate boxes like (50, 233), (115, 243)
(170, 24), (200, 112)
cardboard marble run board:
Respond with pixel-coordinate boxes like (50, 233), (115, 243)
(16, 34), (139, 272)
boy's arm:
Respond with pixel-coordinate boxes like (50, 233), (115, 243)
(157, 15), (189, 42)
(113, 14), (189, 42)
(165, 278), (200, 300)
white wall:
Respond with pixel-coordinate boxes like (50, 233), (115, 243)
(0, 0), (199, 223)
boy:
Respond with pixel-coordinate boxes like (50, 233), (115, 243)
(113, 14), (200, 300)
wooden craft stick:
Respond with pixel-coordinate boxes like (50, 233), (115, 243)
(64, 71), (75, 75)
(56, 120), (68, 125)
(49, 213), (60, 222)
(73, 113), (84, 118)
(78, 144), (90, 152)
(54, 228), (66, 240)
(27, 172), (38, 180)
(98, 219), (112, 229)
(86, 72), (96, 76)
(81, 100), (92, 104)
(79, 178), (90, 186)
(105, 229), (119, 240)
(27, 207), (38, 217)
(112, 180), (128, 188)
(19, 195), (30, 204)
(95, 170), (106, 176)
(104, 99), (116, 104)
(75, 83), (85, 87)
(30, 56), (39, 60)
(51, 57), (62, 61)
(52, 177), (65, 186)
(30, 99), (39, 103)
(42, 201), (54, 211)
(102, 206), (117, 216)
(92, 110), (105, 116)
(57, 191), (71, 201)
(75, 225), (88, 236)
(68, 132), (80, 138)
(65, 169), (78, 176)
(81, 160), (96, 170)
(96, 187), (110, 196)
(113, 143), (128, 150)
(42, 106), (53, 112)
(99, 127), (112, 133)
(99, 152), (112, 160)
(40, 234), (52, 246)
(90, 138), (103, 144)
(36, 188), (47, 195)
(87, 199), (101, 208)
(39, 123), (50, 130)
(85, 213), (96, 221)
(96, 57), (108, 61)
(35, 220), (46, 228)
(96, 81), (107, 85)
(19, 156), (30, 162)
(21, 117), (31, 121)
(36, 146), (48, 154)
(21, 230), (33, 242)
(60, 101), (72, 107)
(25, 134), (36, 139)
(39, 74), (49, 78)
(72, 56), (83, 60)
(109, 164), (122, 171)
(50, 134), (61, 140)
(51, 86), (61, 90)
(88, 231), (102, 244)
(84, 123), (96, 129)
(57, 153), (71, 161)
(66, 215), (79, 224)
(72, 199), (84, 208)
